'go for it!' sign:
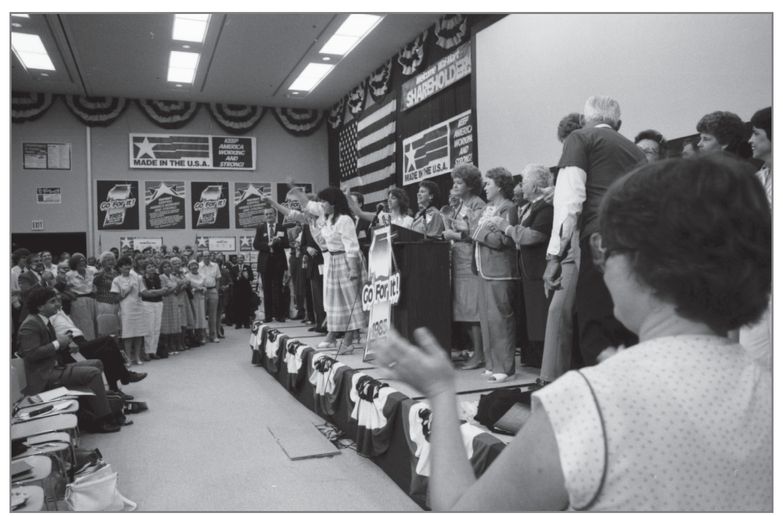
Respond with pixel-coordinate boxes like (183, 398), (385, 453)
(129, 134), (256, 170)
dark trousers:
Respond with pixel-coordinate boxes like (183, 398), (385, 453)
(261, 268), (286, 320)
(50, 359), (111, 419)
(71, 335), (129, 389)
(309, 273), (326, 330)
(575, 235), (638, 366)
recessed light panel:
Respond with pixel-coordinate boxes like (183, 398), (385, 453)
(12, 32), (55, 71)
(172, 14), (210, 43)
(289, 63), (335, 92)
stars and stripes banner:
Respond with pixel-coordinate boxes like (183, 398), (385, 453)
(208, 103), (267, 134)
(136, 99), (200, 129)
(402, 109), (474, 185)
(339, 98), (398, 205)
(368, 60), (393, 102)
(12, 91), (56, 123)
(397, 32), (428, 76)
(63, 96), (129, 127)
(272, 108), (325, 136)
(144, 181), (186, 230)
(96, 180), (140, 230)
(129, 133), (256, 170)
(234, 182), (273, 229)
(434, 14), (467, 49)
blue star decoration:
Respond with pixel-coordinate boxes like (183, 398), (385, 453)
(135, 137), (157, 159)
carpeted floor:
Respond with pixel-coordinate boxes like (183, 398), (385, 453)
(79, 323), (422, 512)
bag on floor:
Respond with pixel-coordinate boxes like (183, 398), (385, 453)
(65, 459), (136, 511)
(76, 392), (128, 430)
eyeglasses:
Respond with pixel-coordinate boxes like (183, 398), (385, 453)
(589, 233), (634, 272)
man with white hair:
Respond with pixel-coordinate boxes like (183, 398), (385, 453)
(543, 95), (646, 366)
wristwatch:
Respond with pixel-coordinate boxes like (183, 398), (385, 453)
(546, 252), (563, 262)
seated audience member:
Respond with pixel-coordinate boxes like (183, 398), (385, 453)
(18, 287), (124, 433)
(696, 110), (749, 157)
(680, 137), (699, 158)
(491, 164), (554, 369)
(375, 155), (771, 511)
(49, 296), (147, 398)
(738, 106), (772, 369)
(411, 180), (445, 237)
(634, 129), (667, 162)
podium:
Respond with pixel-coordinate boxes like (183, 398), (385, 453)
(390, 236), (452, 354)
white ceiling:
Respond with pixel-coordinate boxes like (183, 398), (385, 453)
(11, 13), (443, 109)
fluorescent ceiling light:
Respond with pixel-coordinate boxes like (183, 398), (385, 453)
(12, 14), (30, 18)
(11, 32), (55, 71)
(167, 50), (200, 84)
(172, 14), (210, 43)
(289, 62), (335, 92)
(319, 14), (382, 56)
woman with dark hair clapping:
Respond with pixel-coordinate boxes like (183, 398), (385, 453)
(375, 155), (771, 511)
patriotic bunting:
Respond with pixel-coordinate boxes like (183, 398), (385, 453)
(368, 60), (393, 102)
(339, 98), (398, 206)
(434, 15), (467, 49)
(397, 32), (428, 76)
(63, 95), (129, 127)
(12, 91), (56, 123)
(328, 97), (346, 129)
(271, 107), (325, 136)
(208, 103), (267, 134)
(347, 80), (368, 115)
(136, 99), (200, 129)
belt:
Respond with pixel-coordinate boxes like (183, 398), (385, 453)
(75, 293), (94, 298)
(330, 250), (345, 255)
(206, 286), (217, 289)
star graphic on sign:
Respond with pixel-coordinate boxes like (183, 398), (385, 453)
(404, 143), (418, 173)
(196, 236), (208, 248)
(120, 237), (133, 249)
(135, 137), (157, 159)
(240, 236), (253, 248)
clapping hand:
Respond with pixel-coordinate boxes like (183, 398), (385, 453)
(374, 327), (455, 398)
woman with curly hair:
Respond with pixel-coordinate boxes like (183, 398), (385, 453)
(696, 110), (750, 157)
(442, 164), (486, 370)
(411, 180), (445, 237)
(472, 167), (520, 382)
(375, 154), (771, 511)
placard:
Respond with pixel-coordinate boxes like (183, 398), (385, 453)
(234, 182), (272, 228)
(239, 234), (255, 252)
(145, 181), (186, 229)
(36, 187), (61, 204)
(207, 237), (236, 252)
(129, 134), (256, 170)
(362, 225), (399, 362)
(96, 180), (140, 230)
(191, 182), (230, 229)
(23, 142), (71, 170)
(401, 110), (473, 185)
(401, 42), (472, 111)
(133, 238), (163, 251)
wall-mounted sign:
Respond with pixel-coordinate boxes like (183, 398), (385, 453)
(400, 42), (472, 111)
(145, 181), (186, 229)
(402, 109), (473, 185)
(129, 134), (256, 170)
(23, 142), (71, 170)
(133, 238), (163, 251)
(234, 182), (272, 229)
(239, 234), (255, 252)
(191, 182), (230, 229)
(36, 187), (61, 204)
(32, 220), (44, 231)
(207, 237), (236, 252)
(96, 180), (140, 230)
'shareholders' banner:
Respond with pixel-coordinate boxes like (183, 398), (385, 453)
(400, 42), (472, 111)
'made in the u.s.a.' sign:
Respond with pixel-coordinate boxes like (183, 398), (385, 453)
(129, 133), (256, 170)
(402, 110), (474, 185)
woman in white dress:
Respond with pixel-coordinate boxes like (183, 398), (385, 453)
(110, 255), (147, 365)
(185, 259), (207, 344)
(374, 155), (772, 511)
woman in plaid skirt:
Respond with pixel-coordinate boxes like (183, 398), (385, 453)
(315, 187), (368, 354)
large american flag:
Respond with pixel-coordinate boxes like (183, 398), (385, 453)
(339, 98), (397, 206)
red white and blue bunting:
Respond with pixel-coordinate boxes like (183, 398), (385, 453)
(368, 59), (393, 102)
(136, 99), (200, 129)
(208, 103), (267, 135)
(347, 80), (367, 116)
(12, 91), (56, 123)
(434, 15), (467, 49)
(397, 32), (428, 76)
(272, 108), (325, 136)
(328, 97), (346, 129)
(63, 95), (129, 127)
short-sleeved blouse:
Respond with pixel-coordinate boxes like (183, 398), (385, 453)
(532, 335), (772, 511)
(320, 215), (361, 258)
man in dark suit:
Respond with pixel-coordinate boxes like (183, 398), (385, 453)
(254, 206), (290, 322)
(17, 287), (121, 433)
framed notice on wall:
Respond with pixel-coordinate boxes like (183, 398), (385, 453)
(23, 143), (71, 170)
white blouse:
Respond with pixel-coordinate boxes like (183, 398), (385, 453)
(320, 214), (360, 257)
